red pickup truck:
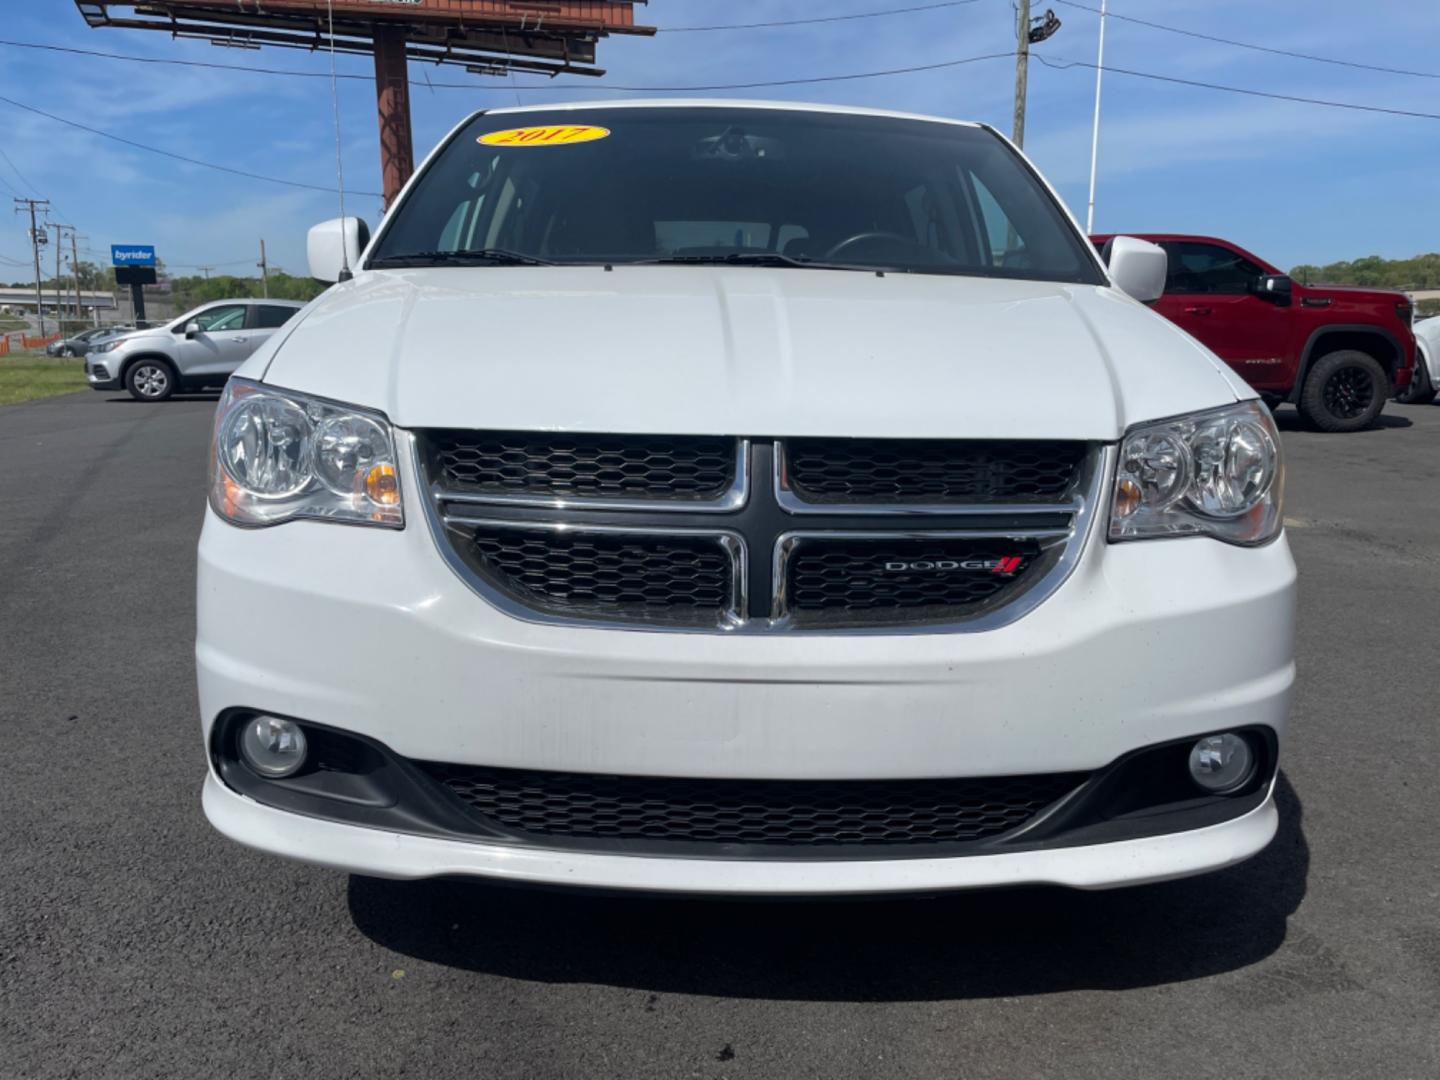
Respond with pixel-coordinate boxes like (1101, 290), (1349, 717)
(1092, 234), (1415, 432)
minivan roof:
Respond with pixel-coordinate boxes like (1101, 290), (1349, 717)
(481, 98), (984, 131)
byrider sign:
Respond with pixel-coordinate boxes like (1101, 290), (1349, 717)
(111, 245), (157, 267)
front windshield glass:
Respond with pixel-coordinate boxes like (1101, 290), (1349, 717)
(370, 106), (1103, 284)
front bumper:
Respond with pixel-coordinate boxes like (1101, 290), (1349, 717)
(203, 772), (1278, 894)
(196, 445), (1297, 892)
(85, 360), (121, 391)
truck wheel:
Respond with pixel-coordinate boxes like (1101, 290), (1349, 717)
(1298, 350), (1387, 432)
(1396, 359), (1437, 405)
(125, 360), (176, 402)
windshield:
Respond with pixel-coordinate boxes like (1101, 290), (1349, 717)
(369, 106), (1104, 284)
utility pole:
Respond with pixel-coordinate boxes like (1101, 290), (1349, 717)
(257, 239), (270, 298)
(196, 265), (215, 280)
(1012, 0), (1030, 149)
(50, 222), (73, 327)
(1012, 5), (1062, 151)
(1084, 0), (1108, 234)
(13, 197), (49, 336)
(69, 231), (86, 325)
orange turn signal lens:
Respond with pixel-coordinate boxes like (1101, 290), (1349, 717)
(222, 473), (242, 518)
(365, 463), (400, 506)
(1114, 477), (1142, 518)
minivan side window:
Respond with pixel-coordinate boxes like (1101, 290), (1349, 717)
(253, 305), (300, 329)
(1161, 241), (1263, 295)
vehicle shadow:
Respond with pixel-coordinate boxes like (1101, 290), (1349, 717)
(347, 773), (1307, 1001)
(1271, 406), (1412, 431)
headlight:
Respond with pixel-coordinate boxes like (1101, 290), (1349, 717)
(96, 339), (126, 353)
(209, 378), (403, 528)
(1109, 400), (1282, 546)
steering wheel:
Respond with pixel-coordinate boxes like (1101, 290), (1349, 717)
(823, 231), (918, 260)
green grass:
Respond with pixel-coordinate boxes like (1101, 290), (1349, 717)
(0, 315), (28, 332)
(0, 357), (88, 406)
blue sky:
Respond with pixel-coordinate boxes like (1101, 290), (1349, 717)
(1, 0), (1436, 278)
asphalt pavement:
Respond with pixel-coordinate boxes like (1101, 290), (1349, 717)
(2, 388), (1438, 1080)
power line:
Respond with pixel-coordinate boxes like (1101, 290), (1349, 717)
(169, 257), (254, 268)
(5, 18), (1429, 126)
(0, 140), (77, 225)
(0, 37), (368, 81)
(0, 93), (382, 197)
(0, 3), (984, 64)
(0, 34), (1007, 93)
(1035, 54), (1440, 120)
(513, 52), (1015, 92)
(1049, 0), (1440, 80)
(0, 144), (38, 195)
(663, 0), (980, 32)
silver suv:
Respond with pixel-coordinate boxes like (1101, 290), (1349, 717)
(86, 299), (306, 401)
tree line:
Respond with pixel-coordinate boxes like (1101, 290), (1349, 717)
(1290, 253), (1440, 290)
(13, 252), (1439, 314)
(5, 259), (329, 313)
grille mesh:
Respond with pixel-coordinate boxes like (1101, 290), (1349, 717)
(420, 765), (1085, 848)
(785, 539), (1043, 624)
(785, 438), (1086, 504)
(427, 431), (736, 501)
(423, 434), (1086, 630)
(464, 526), (735, 625)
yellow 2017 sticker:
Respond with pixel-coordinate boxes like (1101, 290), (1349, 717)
(478, 124), (611, 147)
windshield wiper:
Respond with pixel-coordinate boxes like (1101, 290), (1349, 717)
(369, 248), (554, 268)
(638, 252), (870, 272)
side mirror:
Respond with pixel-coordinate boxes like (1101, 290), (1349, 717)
(307, 216), (371, 284)
(184, 320), (202, 339)
(1105, 236), (1168, 304)
(1253, 273), (1293, 305)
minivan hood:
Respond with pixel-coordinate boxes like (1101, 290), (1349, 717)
(259, 266), (1245, 439)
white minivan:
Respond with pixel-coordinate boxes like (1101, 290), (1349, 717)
(197, 101), (1295, 895)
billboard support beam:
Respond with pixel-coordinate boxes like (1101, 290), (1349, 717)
(373, 27), (414, 209)
(130, 283), (147, 327)
(77, 3), (655, 210)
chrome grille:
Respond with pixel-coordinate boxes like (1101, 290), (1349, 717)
(419, 434), (1102, 633)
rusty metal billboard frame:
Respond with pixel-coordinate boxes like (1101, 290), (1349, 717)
(74, 1), (654, 78)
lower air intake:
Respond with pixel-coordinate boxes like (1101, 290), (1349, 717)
(419, 764), (1085, 850)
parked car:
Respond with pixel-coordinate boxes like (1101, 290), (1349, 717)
(86, 300), (304, 401)
(198, 101), (1294, 896)
(1091, 233), (1416, 432)
(1398, 315), (1438, 405)
(46, 327), (117, 357)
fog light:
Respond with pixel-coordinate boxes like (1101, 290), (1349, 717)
(1188, 733), (1254, 794)
(239, 715), (308, 778)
